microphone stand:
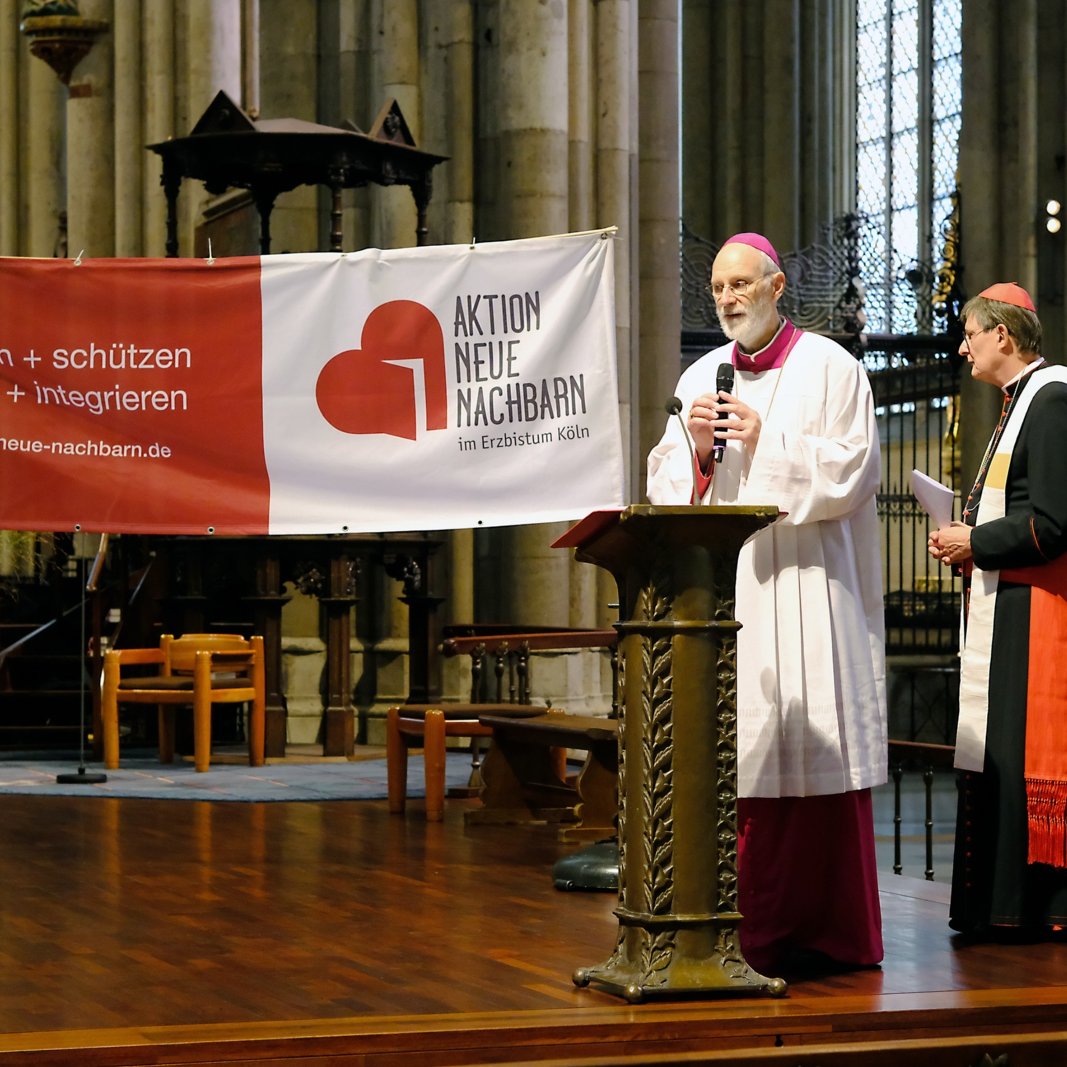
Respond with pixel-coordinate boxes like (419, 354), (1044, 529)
(554, 397), (703, 894)
(56, 535), (109, 785)
(666, 397), (700, 505)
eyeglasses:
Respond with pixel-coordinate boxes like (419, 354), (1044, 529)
(962, 325), (997, 350)
(707, 273), (775, 300)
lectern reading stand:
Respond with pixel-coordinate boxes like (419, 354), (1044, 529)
(555, 504), (787, 1001)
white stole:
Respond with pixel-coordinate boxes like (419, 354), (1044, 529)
(955, 365), (1067, 771)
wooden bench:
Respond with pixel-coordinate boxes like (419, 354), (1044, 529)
(386, 702), (545, 822)
(441, 629), (619, 837)
(389, 627), (619, 824)
(468, 710), (619, 842)
(442, 625), (618, 786)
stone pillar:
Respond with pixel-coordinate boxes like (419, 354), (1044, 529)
(759, 0), (800, 248)
(568, 0), (593, 233)
(692, 5), (747, 240)
(369, 0), (420, 250)
(486, 0), (568, 238)
(113, 1), (143, 256)
(256, 0), (317, 252)
(789, 4), (852, 246)
(241, 0), (259, 118)
(596, 0), (637, 630)
(476, 0), (571, 627)
(598, 0), (637, 498)
(682, 4), (843, 251)
(180, 0), (242, 254)
(315, 0), (364, 249)
(0, 531), (36, 578)
(637, 0), (680, 471)
(335, 0), (372, 251)
(824, 3), (856, 232)
(565, 0), (596, 629)
(1032, 2), (1065, 361)
(182, 0), (242, 129)
(65, 0), (114, 259)
(21, 32), (66, 257)
(416, 8), (480, 699)
(0, 0), (18, 254)
(424, 1), (475, 245)
(350, 1), (424, 689)
(421, 4), (476, 691)
(142, 0), (175, 258)
(958, 0), (1040, 486)
(680, 0), (714, 244)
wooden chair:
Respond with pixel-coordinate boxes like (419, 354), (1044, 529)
(102, 633), (265, 773)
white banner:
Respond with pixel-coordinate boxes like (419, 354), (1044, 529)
(0, 230), (625, 535)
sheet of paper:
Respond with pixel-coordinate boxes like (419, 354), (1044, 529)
(911, 469), (955, 528)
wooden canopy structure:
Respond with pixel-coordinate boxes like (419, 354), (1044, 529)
(148, 90), (448, 256)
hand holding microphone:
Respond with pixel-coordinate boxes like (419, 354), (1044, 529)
(712, 362), (734, 464)
(686, 362), (736, 467)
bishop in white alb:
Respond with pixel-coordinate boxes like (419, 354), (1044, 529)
(647, 327), (888, 800)
(649, 231), (887, 974)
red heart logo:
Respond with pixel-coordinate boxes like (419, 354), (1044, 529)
(316, 300), (447, 440)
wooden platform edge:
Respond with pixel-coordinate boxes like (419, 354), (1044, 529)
(4, 987), (1067, 1067)
(466, 1029), (1067, 1066)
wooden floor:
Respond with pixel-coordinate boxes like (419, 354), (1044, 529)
(2, 788), (1067, 1066)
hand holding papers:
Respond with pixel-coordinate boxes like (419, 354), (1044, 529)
(911, 469), (955, 528)
(914, 469), (972, 567)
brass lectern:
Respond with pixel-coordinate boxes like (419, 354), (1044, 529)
(557, 505), (787, 1002)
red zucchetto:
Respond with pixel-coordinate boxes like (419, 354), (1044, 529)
(978, 281), (1036, 312)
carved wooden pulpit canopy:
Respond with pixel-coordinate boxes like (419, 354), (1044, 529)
(147, 90), (448, 256)
(141, 92), (450, 761)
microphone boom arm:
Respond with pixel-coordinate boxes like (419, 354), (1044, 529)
(665, 396), (699, 505)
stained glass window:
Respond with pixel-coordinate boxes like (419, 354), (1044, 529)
(856, 0), (962, 334)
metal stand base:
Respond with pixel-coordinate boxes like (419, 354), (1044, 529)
(56, 766), (107, 784)
(574, 949), (787, 1003)
(552, 839), (619, 892)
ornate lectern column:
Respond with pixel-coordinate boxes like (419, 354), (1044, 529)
(570, 505), (787, 1002)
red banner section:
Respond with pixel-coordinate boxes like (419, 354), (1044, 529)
(0, 257), (269, 534)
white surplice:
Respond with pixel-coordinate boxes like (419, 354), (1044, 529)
(647, 329), (887, 798)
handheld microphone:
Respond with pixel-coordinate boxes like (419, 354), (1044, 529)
(665, 396), (699, 504)
(712, 362), (735, 464)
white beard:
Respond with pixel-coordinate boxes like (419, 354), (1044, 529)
(718, 299), (780, 353)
